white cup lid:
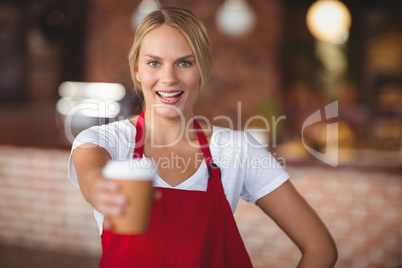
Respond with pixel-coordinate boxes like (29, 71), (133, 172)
(102, 159), (156, 180)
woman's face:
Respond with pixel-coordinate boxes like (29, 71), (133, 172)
(135, 25), (201, 119)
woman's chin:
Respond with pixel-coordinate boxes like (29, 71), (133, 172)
(147, 104), (187, 120)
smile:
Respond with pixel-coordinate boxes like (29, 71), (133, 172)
(156, 91), (184, 104)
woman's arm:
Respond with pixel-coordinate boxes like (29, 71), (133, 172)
(256, 180), (338, 268)
(72, 144), (127, 218)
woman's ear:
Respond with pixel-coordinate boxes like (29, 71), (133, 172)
(134, 65), (140, 81)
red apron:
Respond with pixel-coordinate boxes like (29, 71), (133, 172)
(100, 112), (253, 267)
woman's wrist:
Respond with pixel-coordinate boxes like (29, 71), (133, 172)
(82, 167), (104, 206)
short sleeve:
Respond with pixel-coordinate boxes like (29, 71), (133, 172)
(240, 133), (290, 203)
(67, 120), (135, 187)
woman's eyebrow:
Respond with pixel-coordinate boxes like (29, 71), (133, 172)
(143, 54), (161, 59)
(143, 54), (194, 61)
(177, 55), (195, 61)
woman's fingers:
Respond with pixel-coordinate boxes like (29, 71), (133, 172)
(103, 217), (114, 230)
(154, 189), (162, 201)
(91, 180), (127, 216)
(91, 179), (162, 218)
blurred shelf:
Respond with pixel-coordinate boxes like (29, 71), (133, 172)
(0, 100), (71, 149)
(275, 145), (402, 174)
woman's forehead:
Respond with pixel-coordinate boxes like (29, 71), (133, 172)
(139, 25), (194, 56)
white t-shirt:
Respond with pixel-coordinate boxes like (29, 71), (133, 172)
(68, 119), (290, 233)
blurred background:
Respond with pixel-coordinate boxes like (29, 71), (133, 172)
(0, 0), (401, 267)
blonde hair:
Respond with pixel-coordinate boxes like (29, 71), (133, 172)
(128, 7), (212, 92)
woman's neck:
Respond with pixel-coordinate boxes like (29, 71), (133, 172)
(143, 110), (195, 147)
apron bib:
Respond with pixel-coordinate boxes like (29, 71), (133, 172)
(100, 112), (253, 268)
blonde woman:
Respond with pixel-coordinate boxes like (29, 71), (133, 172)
(70, 7), (337, 267)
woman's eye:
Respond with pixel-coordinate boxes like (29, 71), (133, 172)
(148, 61), (159, 67)
(179, 61), (191, 67)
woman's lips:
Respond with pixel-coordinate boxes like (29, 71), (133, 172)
(156, 91), (184, 104)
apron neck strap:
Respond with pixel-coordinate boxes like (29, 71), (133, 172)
(133, 111), (145, 158)
(193, 119), (221, 180)
(193, 119), (213, 166)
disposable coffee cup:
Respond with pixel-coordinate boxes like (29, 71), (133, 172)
(102, 159), (156, 234)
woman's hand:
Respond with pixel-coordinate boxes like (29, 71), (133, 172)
(72, 144), (162, 230)
(72, 145), (127, 228)
(85, 168), (127, 216)
(85, 169), (162, 230)
(256, 180), (338, 268)
(84, 168), (128, 230)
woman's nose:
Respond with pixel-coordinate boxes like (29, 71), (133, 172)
(160, 66), (179, 85)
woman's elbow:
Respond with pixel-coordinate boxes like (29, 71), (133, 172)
(324, 232), (338, 265)
(324, 242), (338, 267)
(300, 238), (338, 267)
(316, 240), (338, 267)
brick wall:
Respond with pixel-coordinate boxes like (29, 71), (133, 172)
(0, 146), (401, 267)
(235, 166), (402, 268)
(0, 146), (101, 256)
(84, 0), (284, 120)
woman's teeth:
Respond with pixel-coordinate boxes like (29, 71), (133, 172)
(156, 91), (183, 99)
